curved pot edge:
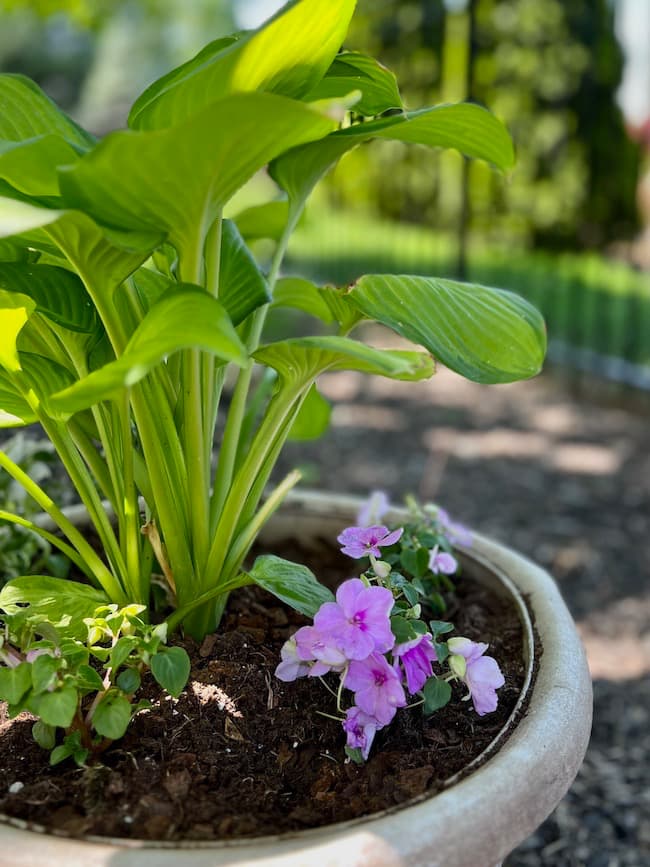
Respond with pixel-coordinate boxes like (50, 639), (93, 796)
(0, 492), (593, 867)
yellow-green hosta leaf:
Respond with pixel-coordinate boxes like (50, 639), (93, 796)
(304, 51), (402, 117)
(254, 335), (434, 388)
(59, 92), (337, 256)
(129, 0), (357, 130)
(349, 275), (546, 384)
(50, 286), (249, 415)
(234, 201), (291, 243)
(272, 277), (335, 324)
(271, 102), (515, 210)
(0, 289), (35, 371)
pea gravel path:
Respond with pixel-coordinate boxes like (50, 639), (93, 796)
(277, 358), (650, 867)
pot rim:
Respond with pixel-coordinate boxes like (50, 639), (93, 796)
(0, 490), (592, 867)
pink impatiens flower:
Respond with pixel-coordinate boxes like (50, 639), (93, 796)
(275, 636), (312, 682)
(345, 651), (406, 725)
(428, 545), (458, 575)
(448, 637), (505, 716)
(294, 625), (347, 676)
(394, 633), (438, 694)
(314, 578), (395, 660)
(343, 706), (381, 760)
(338, 525), (403, 559)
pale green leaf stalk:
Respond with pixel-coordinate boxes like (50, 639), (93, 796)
(0, 0), (545, 661)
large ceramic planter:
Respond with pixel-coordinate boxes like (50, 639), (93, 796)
(1, 490), (592, 867)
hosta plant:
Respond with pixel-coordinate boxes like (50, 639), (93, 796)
(0, 0), (546, 759)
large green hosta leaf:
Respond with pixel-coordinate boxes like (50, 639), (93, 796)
(0, 352), (76, 426)
(129, 0), (357, 130)
(255, 335), (434, 387)
(348, 275), (546, 384)
(0, 288), (35, 372)
(50, 286), (248, 415)
(0, 576), (107, 640)
(59, 93), (337, 257)
(271, 102), (515, 211)
(246, 555), (334, 617)
(0, 74), (94, 147)
(304, 51), (402, 117)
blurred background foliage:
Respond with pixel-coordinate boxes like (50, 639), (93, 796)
(0, 0), (648, 379)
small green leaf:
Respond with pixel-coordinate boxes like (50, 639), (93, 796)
(429, 620), (455, 637)
(32, 720), (56, 750)
(344, 745), (364, 764)
(423, 677), (452, 714)
(415, 547), (430, 578)
(0, 662), (31, 705)
(305, 51), (402, 117)
(151, 646), (191, 699)
(400, 549), (419, 576)
(92, 691), (133, 739)
(76, 664), (104, 692)
(402, 583), (419, 606)
(390, 615), (417, 645)
(350, 275), (547, 384)
(433, 642), (449, 664)
(49, 731), (88, 766)
(30, 686), (78, 728)
(109, 636), (138, 672)
(31, 653), (60, 694)
(116, 668), (141, 694)
(288, 383), (331, 441)
(246, 554), (334, 617)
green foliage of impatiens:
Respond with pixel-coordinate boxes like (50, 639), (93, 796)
(0, 0), (545, 758)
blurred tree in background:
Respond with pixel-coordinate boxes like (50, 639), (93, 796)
(0, 0), (234, 131)
(330, 0), (640, 251)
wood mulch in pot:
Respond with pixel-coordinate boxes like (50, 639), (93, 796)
(0, 537), (531, 841)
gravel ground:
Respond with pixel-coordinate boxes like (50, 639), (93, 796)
(277, 358), (650, 867)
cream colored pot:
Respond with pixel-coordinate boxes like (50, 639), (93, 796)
(1, 491), (592, 867)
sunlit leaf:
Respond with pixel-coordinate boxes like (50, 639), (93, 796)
(129, 0), (357, 130)
(0, 288), (35, 371)
(0, 576), (107, 640)
(349, 274), (546, 384)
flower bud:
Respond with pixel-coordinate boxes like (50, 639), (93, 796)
(449, 653), (467, 678)
(374, 560), (392, 579)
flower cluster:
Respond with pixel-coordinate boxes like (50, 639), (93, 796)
(275, 494), (504, 761)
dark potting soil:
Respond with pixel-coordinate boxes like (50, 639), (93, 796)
(0, 539), (529, 842)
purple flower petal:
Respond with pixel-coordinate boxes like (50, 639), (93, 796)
(345, 652), (406, 725)
(343, 706), (381, 760)
(357, 491), (390, 528)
